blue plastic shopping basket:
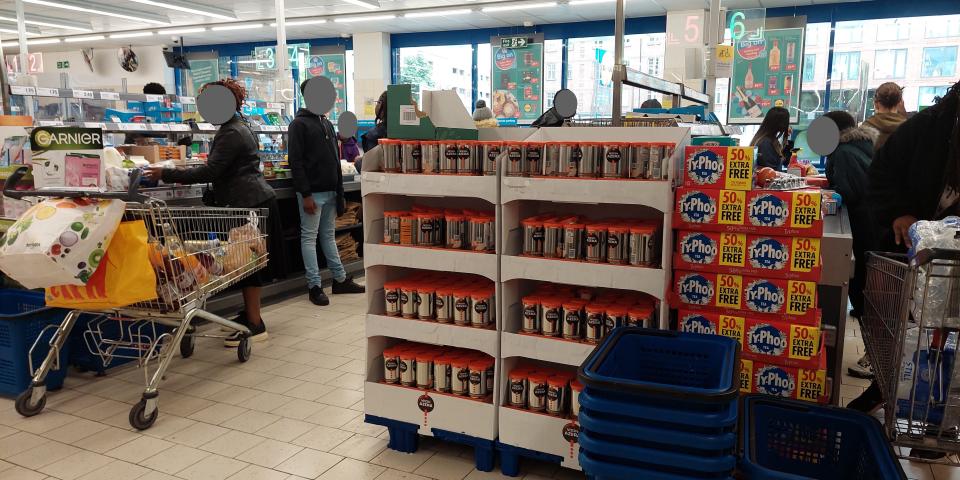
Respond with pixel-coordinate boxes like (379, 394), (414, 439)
(0, 290), (70, 396)
(741, 394), (906, 480)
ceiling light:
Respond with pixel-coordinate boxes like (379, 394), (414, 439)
(109, 31), (155, 38)
(405, 8), (471, 18)
(158, 27), (206, 34)
(482, 1), (557, 12)
(569, 0), (613, 5)
(211, 23), (263, 31)
(126, 0), (236, 21)
(64, 34), (105, 42)
(0, 25), (41, 35)
(342, 0), (379, 10)
(22, 0), (169, 25)
(27, 38), (63, 45)
(0, 11), (92, 31)
(271, 18), (329, 27)
(334, 14), (394, 23)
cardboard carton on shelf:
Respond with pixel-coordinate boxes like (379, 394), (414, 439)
(673, 270), (818, 322)
(674, 187), (824, 237)
(682, 145), (755, 191)
(740, 354), (829, 404)
(387, 84), (478, 141)
(674, 230), (822, 281)
(118, 145), (187, 165)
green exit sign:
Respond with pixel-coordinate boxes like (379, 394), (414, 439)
(500, 37), (529, 49)
(56, 60), (69, 69)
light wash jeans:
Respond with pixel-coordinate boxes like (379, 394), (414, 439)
(298, 191), (346, 288)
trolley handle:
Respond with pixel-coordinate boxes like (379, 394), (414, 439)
(3, 166), (149, 202)
(911, 247), (960, 267)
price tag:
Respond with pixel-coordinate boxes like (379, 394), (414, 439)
(37, 120), (64, 126)
(262, 125), (280, 132)
(124, 123), (147, 131)
(266, 102), (283, 110)
(170, 124), (191, 132)
(150, 124), (171, 132)
(36, 87), (60, 97)
(10, 85), (36, 96)
(99, 91), (121, 101)
(178, 96), (196, 105)
(197, 122), (215, 131)
(72, 89), (95, 99)
(145, 94), (164, 102)
(83, 122), (106, 129)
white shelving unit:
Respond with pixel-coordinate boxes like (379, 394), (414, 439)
(361, 145), (502, 442)
(496, 126), (691, 472)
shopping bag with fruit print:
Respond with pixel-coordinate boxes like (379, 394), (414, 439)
(0, 197), (125, 288)
(45, 220), (157, 309)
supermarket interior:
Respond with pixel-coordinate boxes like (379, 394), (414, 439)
(2, 0), (960, 479)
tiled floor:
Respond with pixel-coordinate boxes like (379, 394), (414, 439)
(1, 287), (957, 480)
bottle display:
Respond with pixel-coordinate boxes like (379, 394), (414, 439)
(735, 86), (762, 118)
(768, 40), (781, 71)
(744, 62), (755, 89)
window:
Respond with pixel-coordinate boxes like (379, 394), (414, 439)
(477, 43), (491, 106)
(802, 54), (816, 83)
(564, 33), (663, 118)
(397, 45), (473, 110)
(876, 20), (912, 41)
(874, 49), (907, 79)
(925, 16), (960, 39)
(542, 39), (563, 111)
(835, 24), (863, 44)
(647, 57), (661, 76)
(546, 62), (557, 82)
(831, 51), (861, 81)
(922, 46), (957, 77)
(919, 86), (950, 107)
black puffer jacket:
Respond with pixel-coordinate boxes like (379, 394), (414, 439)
(288, 108), (342, 196)
(161, 115), (274, 208)
(827, 127), (874, 207)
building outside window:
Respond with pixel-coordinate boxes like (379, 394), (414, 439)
(477, 43), (491, 107)
(919, 85), (950, 107)
(925, 17), (960, 38)
(543, 39), (563, 111)
(835, 24), (863, 44)
(397, 44), (473, 110)
(922, 46), (958, 77)
(877, 20), (911, 42)
(802, 54), (816, 82)
(831, 51), (861, 81)
(874, 49), (907, 79)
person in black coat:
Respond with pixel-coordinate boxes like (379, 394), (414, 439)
(146, 78), (280, 345)
(289, 80), (365, 307)
(750, 106), (794, 170)
(822, 111), (875, 319)
(361, 90), (388, 153)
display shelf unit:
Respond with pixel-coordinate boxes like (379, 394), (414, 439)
(361, 144), (502, 445)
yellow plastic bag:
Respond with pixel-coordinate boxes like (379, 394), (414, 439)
(45, 221), (158, 309)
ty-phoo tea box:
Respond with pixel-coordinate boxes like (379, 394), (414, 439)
(673, 270), (818, 321)
(674, 187), (823, 237)
(683, 146), (755, 191)
(740, 356), (828, 404)
(674, 230), (821, 281)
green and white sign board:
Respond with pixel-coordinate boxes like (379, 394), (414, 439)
(491, 36), (543, 124)
(728, 26), (805, 124)
(188, 58), (219, 95)
(307, 53), (347, 121)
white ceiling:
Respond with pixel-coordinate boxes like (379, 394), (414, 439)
(0, 0), (868, 51)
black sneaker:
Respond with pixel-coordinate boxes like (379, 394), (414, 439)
(224, 319), (267, 347)
(332, 277), (365, 294)
(220, 310), (247, 332)
(309, 286), (330, 306)
(847, 382), (884, 413)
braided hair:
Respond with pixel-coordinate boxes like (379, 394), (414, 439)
(938, 80), (960, 191)
(201, 78), (247, 112)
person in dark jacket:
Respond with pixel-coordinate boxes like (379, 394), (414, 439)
(750, 106), (794, 170)
(861, 82), (907, 153)
(822, 111), (875, 318)
(290, 80), (365, 306)
(361, 90), (388, 153)
(146, 78), (279, 345)
(847, 81), (960, 459)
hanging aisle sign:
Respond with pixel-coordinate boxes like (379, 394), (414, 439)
(307, 53), (347, 121)
(189, 58), (219, 95)
(728, 14), (806, 124)
(491, 34), (544, 125)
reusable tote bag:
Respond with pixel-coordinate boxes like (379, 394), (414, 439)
(0, 198), (125, 288)
(45, 220), (157, 310)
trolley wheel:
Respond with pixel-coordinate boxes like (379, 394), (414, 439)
(15, 388), (46, 417)
(180, 334), (196, 359)
(237, 337), (251, 363)
(129, 398), (158, 430)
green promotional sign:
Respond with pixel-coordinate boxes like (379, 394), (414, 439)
(491, 41), (543, 124)
(307, 54), (347, 121)
(188, 58), (219, 95)
(728, 27), (804, 124)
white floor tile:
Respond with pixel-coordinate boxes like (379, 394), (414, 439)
(38, 450), (114, 480)
(165, 422), (230, 448)
(329, 434), (389, 462)
(274, 448), (343, 478)
(0, 432), (53, 459)
(7, 440), (81, 470)
(317, 458), (386, 480)
(414, 452), (476, 480)
(370, 449), (436, 474)
(139, 444), (210, 474)
(75, 459), (150, 480)
(176, 454), (248, 480)
(226, 464), (290, 480)
(255, 418), (316, 443)
(42, 418), (110, 444)
(291, 424), (354, 452)
(221, 411), (281, 434)
(200, 430), (266, 458)
(189, 403), (248, 425)
(106, 435), (174, 464)
(237, 439), (303, 469)
(375, 469), (434, 480)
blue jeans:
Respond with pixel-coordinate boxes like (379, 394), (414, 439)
(298, 191), (346, 288)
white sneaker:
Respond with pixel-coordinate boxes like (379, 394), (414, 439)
(847, 354), (873, 379)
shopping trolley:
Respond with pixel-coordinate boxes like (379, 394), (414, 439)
(860, 248), (960, 463)
(3, 167), (267, 430)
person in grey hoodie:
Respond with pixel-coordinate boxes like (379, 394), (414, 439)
(862, 82), (907, 152)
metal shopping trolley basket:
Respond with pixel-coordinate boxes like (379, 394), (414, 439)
(860, 248), (960, 463)
(3, 167), (267, 430)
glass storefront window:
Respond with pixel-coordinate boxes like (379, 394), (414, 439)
(802, 54), (816, 82)
(397, 45), (473, 111)
(543, 39), (563, 111)
(919, 85), (950, 108)
(831, 51), (861, 81)
(922, 46), (958, 77)
(925, 17), (960, 39)
(477, 43), (491, 108)
(874, 49), (907, 79)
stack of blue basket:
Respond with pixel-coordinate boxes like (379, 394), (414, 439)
(577, 328), (740, 480)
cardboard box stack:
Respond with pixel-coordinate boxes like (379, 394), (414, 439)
(673, 146), (828, 403)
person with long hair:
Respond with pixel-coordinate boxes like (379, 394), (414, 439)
(848, 78), (960, 460)
(145, 78), (282, 346)
(361, 90), (388, 153)
(750, 106), (793, 170)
